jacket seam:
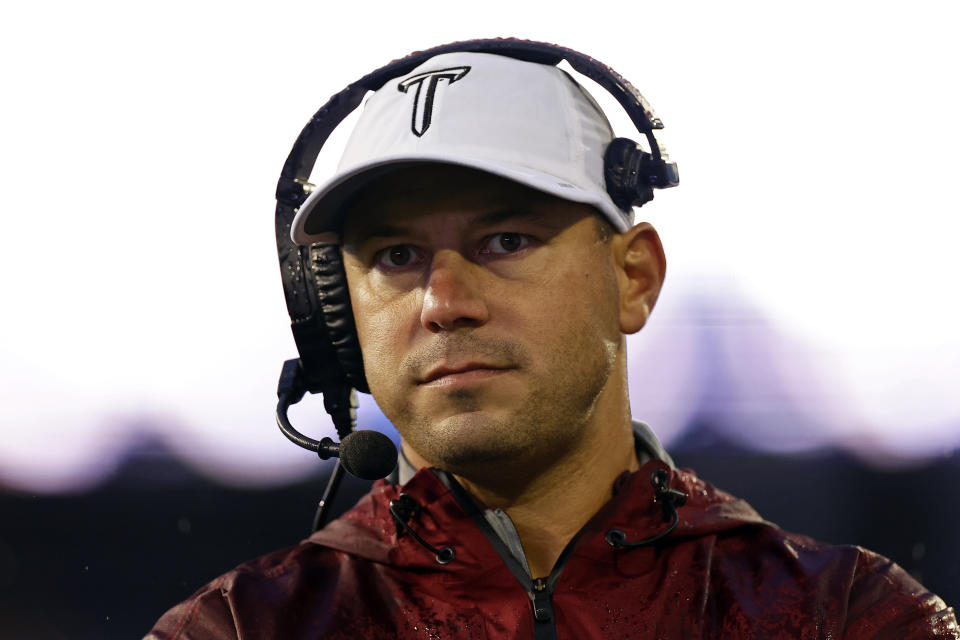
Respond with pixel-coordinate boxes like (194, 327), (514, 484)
(166, 579), (229, 640)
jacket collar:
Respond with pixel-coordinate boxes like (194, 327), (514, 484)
(309, 450), (763, 576)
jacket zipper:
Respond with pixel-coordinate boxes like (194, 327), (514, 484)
(432, 469), (567, 639)
(530, 577), (557, 639)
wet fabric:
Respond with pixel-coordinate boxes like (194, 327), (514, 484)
(144, 460), (958, 639)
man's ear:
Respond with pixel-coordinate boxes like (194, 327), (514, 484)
(615, 221), (666, 335)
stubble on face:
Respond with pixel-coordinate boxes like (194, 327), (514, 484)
(342, 165), (623, 480)
(411, 332), (618, 479)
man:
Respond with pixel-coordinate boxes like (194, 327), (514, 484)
(146, 46), (957, 638)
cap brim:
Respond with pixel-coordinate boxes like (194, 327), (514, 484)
(290, 153), (632, 245)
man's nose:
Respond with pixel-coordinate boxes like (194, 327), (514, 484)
(420, 250), (490, 332)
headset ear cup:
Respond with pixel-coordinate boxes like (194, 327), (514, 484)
(604, 137), (655, 210)
(309, 244), (370, 394)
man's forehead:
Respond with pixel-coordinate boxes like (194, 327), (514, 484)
(347, 209), (558, 246)
(347, 163), (550, 207)
(340, 163), (590, 243)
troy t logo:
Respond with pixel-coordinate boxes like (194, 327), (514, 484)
(397, 66), (470, 137)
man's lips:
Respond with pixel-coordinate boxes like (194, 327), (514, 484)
(419, 362), (513, 385)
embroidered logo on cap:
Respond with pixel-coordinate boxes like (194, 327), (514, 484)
(397, 66), (470, 137)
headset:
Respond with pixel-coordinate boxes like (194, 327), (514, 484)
(272, 38), (678, 529)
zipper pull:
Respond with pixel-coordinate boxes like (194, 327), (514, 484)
(531, 577), (553, 623)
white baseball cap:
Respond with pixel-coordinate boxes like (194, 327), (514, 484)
(291, 51), (632, 245)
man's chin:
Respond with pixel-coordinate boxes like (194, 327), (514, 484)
(407, 410), (530, 469)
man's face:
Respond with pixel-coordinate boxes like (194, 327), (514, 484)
(341, 164), (625, 476)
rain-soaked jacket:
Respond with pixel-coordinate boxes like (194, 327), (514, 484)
(145, 439), (958, 639)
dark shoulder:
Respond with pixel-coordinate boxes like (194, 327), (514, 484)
(843, 544), (958, 638)
(709, 524), (957, 638)
(142, 540), (346, 640)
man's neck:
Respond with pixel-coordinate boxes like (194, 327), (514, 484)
(402, 415), (640, 579)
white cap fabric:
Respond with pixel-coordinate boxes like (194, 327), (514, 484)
(291, 51), (632, 245)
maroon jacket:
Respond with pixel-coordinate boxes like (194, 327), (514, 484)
(145, 460), (957, 639)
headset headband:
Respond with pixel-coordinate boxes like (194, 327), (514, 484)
(276, 38), (669, 210)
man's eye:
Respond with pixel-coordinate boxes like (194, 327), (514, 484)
(481, 233), (530, 255)
(375, 245), (421, 268)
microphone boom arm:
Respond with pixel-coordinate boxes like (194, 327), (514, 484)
(275, 358), (398, 532)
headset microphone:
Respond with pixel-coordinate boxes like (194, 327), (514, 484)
(276, 358), (398, 529)
(318, 431), (398, 480)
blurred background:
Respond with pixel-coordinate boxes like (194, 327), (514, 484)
(1, 1), (958, 637)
